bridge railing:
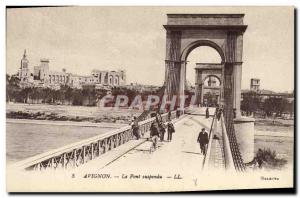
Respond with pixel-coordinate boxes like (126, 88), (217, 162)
(220, 113), (235, 170)
(13, 110), (177, 171)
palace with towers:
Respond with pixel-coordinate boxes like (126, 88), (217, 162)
(17, 50), (126, 89)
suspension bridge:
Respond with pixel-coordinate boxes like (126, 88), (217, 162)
(8, 14), (257, 192)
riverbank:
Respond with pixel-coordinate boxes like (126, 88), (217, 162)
(7, 103), (142, 124)
(254, 122), (294, 165)
(255, 134), (293, 165)
(255, 117), (293, 127)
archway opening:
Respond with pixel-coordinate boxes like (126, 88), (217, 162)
(203, 76), (221, 107)
(184, 45), (223, 107)
(186, 46), (222, 87)
(203, 75), (221, 87)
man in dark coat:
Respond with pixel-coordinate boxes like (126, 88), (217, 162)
(197, 128), (209, 155)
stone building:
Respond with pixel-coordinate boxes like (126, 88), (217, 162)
(91, 69), (126, 86)
(250, 78), (260, 92)
(17, 50), (126, 89)
(69, 75), (99, 89)
(34, 58), (70, 86)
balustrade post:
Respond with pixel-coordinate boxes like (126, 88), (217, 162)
(98, 140), (101, 156)
(73, 149), (77, 168)
(111, 136), (115, 149)
(83, 146), (86, 164)
(116, 135), (119, 147)
(35, 163), (40, 171)
(51, 158), (54, 170)
(91, 143), (94, 160)
(120, 133), (124, 144)
(104, 138), (108, 152)
(63, 153), (67, 169)
(108, 138), (111, 150)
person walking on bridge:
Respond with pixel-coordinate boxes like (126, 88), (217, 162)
(197, 128), (209, 155)
(205, 107), (210, 119)
(159, 121), (166, 142)
(131, 117), (140, 140)
(217, 107), (223, 121)
(150, 121), (160, 150)
(167, 120), (175, 142)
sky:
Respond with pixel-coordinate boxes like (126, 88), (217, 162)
(6, 6), (294, 92)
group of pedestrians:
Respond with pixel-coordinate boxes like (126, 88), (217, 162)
(149, 113), (176, 150)
(205, 105), (224, 120)
(131, 111), (210, 156)
(131, 112), (176, 151)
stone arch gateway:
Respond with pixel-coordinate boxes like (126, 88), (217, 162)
(195, 63), (223, 106)
(164, 14), (247, 117)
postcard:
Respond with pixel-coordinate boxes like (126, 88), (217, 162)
(6, 6), (294, 192)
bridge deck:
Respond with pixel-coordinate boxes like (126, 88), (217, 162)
(8, 108), (228, 192)
(73, 109), (223, 180)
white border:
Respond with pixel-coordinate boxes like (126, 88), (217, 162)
(0, 0), (298, 197)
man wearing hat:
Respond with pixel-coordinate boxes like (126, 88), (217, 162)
(197, 128), (209, 155)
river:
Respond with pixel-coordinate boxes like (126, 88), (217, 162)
(6, 121), (119, 164)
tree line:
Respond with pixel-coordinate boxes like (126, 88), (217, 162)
(241, 91), (294, 118)
(6, 74), (160, 106)
(7, 74), (294, 117)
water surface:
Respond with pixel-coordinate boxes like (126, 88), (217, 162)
(6, 122), (113, 164)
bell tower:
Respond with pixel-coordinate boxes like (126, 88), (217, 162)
(21, 49), (28, 68)
(19, 49), (30, 82)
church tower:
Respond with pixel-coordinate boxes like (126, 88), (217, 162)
(18, 49), (30, 82)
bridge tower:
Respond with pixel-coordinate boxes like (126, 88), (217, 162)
(164, 14), (255, 164)
(163, 14), (246, 117)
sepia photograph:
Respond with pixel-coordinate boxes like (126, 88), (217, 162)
(5, 6), (294, 192)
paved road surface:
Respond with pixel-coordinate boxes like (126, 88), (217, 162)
(73, 111), (215, 183)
